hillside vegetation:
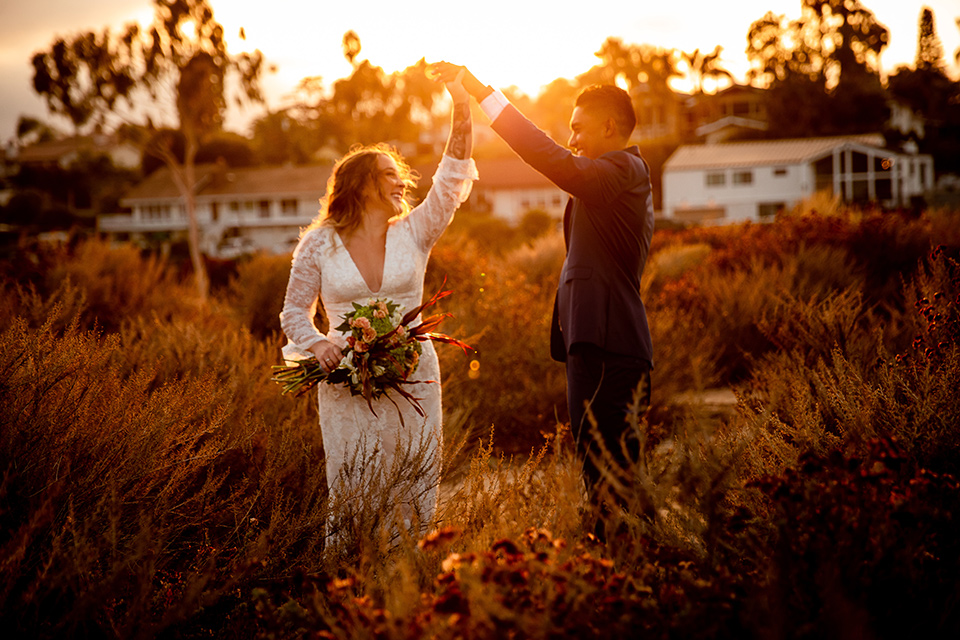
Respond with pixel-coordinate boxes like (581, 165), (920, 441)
(2, 199), (959, 638)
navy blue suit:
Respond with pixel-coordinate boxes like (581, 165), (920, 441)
(491, 104), (655, 507)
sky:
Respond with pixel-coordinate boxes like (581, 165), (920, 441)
(2, 0), (958, 143)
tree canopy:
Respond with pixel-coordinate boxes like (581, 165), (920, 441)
(746, 0), (890, 137)
(30, 0), (267, 298)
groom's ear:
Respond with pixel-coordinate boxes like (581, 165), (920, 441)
(602, 117), (619, 138)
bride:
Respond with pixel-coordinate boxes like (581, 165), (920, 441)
(279, 70), (476, 540)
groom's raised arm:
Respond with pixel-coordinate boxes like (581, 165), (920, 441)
(428, 63), (626, 204)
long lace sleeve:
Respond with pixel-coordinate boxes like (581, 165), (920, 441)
(406, 154), (478, 251)
(279, 228), (328, 361)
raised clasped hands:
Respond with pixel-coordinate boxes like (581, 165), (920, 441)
(429, 61), (487, 103)
(428, 61), (469, 104)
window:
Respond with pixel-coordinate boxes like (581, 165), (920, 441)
(758, 202), (785, 219)
(281, 199), (298, 216)
(706, 172), (725, 187)
(733, 171), (753, 185)
(773, 167), (788, 177)
(258, 200), (271, 218)
(229, 201), (240, 213)
(852, 152), (868, 173)
(876, 179), (892, 200)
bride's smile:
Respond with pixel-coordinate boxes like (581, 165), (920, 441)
(372, 155), (407, 215)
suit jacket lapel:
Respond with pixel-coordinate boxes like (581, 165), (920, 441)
(562, 197), (573, 249)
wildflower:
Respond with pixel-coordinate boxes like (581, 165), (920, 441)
(419, 526), (462, 551)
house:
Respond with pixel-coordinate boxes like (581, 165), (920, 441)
(631, 84), (686, 144)
(465, 157), (567, 224)
(661, 134), (934, 224)
(681, 85), (769, 143)
(99, 154), (566, 256)
(99, 162), (331, 256)
(17, 133), (141, 171)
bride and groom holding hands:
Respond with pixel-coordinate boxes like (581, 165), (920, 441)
(279, 62), (655, 541)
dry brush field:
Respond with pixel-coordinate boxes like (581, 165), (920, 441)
(2, 199), (960, 638)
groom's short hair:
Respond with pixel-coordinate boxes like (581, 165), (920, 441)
(575, 85), (637, 139)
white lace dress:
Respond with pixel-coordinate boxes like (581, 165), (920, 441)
(280, 154), (478, 532)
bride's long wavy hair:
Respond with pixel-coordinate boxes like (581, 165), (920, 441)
(307, 143), (419, 236)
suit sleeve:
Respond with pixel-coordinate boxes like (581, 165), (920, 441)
(491, 105), (642, 206)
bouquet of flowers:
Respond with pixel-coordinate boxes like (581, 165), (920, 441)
(271, 285), (471, 418)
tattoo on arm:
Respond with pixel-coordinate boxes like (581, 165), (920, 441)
(445, 102), (473, 160)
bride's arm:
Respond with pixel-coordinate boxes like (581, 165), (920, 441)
(280, 230), (342, 370)
(402, 72), (477, 251)
(443, 71), (472, 160)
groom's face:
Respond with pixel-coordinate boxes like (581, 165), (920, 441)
(567, 105), (611, 159)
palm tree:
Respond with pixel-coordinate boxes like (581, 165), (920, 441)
(682, 45), (733, 94)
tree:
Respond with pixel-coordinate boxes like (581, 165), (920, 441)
(325, 33), (443, 153)
(580, 37), (680, 95)
(746, 0), (890, 137)
(887, 7), (960, 175)
(255, 32), (445, 162)
(681, 46), (733, 94)
(31, 0), (266, 299)
(523, 78), (581, 143)
(916, 7), (945, 72)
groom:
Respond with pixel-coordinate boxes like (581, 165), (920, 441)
(431, 63), (655, 529)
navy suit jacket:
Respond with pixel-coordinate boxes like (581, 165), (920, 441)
(491, 105), (655, 365)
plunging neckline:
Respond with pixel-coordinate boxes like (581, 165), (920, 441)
(336, 225), (391, 294)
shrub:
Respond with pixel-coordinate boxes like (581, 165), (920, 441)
(2, 200), (960, 638)
(0, 311), (328, 638)
(749, 439), (960, 639)
(428, 230), (567, 454)
(224, 252), (304, 340)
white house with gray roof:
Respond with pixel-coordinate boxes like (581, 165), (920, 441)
(98, 156), (564, 257)
(662, 134), (934, 224)
(99, 162), (332, 256)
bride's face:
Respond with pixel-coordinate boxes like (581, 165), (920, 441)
(367, 154), (406, 216)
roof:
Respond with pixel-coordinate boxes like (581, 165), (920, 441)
(472, 157), (555, 189)
(664, 133), (886, 171)
(122, 155), (556, 205)
(695, 116), (768, 137)
(121, 163), (333, 202)
(17, 134), (139, 165)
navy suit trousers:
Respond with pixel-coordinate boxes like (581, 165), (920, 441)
(566, 342), (651, 503)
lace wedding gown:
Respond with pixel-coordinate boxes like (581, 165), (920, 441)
(280, 154), (477, 533)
